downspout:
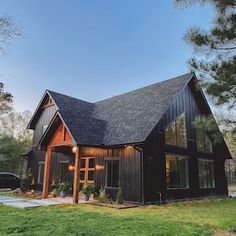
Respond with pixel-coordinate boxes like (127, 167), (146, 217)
(133, 145), (144, 205)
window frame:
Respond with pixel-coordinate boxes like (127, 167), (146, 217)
(104, 157), (120, 189)
(80, 157), (95, 184)
(164, 113), (187, 148)
(58, 161), (69, 182)
(37, 161), (45, 184)
(195, 128), (213, 154)
(165, 153), (190, 190)
(198, 159), (215, 189)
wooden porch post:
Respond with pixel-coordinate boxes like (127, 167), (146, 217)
(73, 146), (81, 204)
(42, 147), (52, 198)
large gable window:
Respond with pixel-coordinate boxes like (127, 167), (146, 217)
(196, 128), (213, 153)
(105, 159), (119, 188)
(198, 159), (215, 188)
(166, 154), (189, 189)
(165, 113), (187, 148)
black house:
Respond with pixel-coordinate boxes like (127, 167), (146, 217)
(26, 73), (232, 203)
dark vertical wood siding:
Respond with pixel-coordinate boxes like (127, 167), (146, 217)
(31, 103), (58, 189)
(32, 105), (57, 145)
(81, 146), (141, 202)
(143, 80), (228, 202)
(29, 79), (228, 203)
(30, 102), (141, 201)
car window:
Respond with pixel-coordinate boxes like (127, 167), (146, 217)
(0, 174), (17, 179)
(0, 174), (8, 179)
(7, 174), (17, 179)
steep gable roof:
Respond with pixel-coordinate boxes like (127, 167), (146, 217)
(41, 73), (193, 146)
(93, 73), (192, 145)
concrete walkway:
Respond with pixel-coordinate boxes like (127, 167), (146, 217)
(0, 196), (61, 209)
(0, 195), (97, 209)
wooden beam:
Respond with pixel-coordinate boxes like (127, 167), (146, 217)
(50, 141), (72, 148)
(73, 146), (81, 204)
(62, 125), (66, 142)
(42, 147), (52, 198)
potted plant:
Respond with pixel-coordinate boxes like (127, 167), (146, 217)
(58, 182), (70, 198)
(82, 183), (94, 201)
(50, 184), (59, 198)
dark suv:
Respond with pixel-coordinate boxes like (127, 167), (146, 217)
(0, 172), (21, 190)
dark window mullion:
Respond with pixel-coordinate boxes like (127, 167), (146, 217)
(111, 161), (113, 187)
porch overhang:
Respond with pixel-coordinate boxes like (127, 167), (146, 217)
(39, 112), (82, 204)
(38, 111), (77, 151)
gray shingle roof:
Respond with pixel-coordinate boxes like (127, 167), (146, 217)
(48, 73), (193, 146)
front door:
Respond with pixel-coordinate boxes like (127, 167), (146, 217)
(80, 157), (95, 184)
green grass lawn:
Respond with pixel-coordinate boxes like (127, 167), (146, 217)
(0, 198), (235, 236)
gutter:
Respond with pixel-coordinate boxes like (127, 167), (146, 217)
(133, 145), (145, 205)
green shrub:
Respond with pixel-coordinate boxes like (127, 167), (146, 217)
(57, 182), (70, 193)
(82, 183), (94, 196)
(98, 188), (108, 203)
(228, 225), (236, 233)
(116, 188), (123, 204)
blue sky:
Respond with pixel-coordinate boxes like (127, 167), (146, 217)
(0, 0), (213, 112)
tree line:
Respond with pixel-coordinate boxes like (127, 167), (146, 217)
(0, 16), (32, 177)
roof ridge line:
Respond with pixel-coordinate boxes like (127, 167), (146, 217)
(95, 72), (193, 104)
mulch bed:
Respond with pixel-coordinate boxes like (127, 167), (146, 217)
(89, 201), (139, 209)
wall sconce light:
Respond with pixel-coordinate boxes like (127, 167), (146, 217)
(72, 146), (78, 153)
(125, 145), (133, 149)
(69, 165), (75, 171)
(95, 164), (104, 171)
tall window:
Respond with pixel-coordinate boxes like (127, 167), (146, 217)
(166, 154), (189, 189)
(198, 159), (215, 188)
(37, 162), (45, 184)
(196, 128), (213, 153)
(58, 161), (69, 182)
(165, 113), (187, 148)
(105, 159), (119, 188)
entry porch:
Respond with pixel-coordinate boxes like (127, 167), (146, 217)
(40, 116), (91, 204)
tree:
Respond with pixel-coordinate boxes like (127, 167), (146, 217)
(0, 82), (13, 114)
(0, 15), (22, 56)
(0, 110), (32, 137)
(175, 0), (236, 148)
(0, 110), (32, 176)
(175, 1), (236, 184)
(0, 15), (22, 114)
(175, 0), (236, 108)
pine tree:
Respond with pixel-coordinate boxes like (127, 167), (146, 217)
(175, 0), (236, 108)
